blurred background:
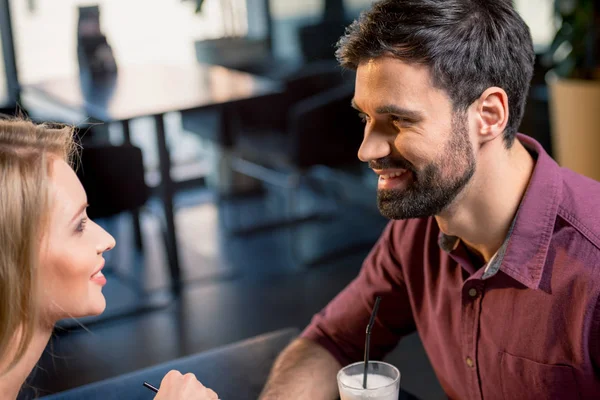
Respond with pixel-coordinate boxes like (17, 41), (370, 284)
(1, 0), (597, 399)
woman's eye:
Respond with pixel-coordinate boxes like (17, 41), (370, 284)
(76, 218), (88, 233)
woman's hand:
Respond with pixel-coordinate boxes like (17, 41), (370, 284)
(154, 370), (219, 400)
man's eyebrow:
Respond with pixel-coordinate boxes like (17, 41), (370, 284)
(375, 104), (424, 120)
(350, 99), (424, 121)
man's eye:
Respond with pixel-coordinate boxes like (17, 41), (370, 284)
(358, 113), (369, 123)
(391, 115), (412, 126)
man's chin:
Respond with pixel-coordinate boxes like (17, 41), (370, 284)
(377, 207), (405, 220)
(377, 193), (446, 220)
(377, 198), (414, 220)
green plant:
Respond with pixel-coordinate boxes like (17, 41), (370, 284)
(545, 0), (599, 79)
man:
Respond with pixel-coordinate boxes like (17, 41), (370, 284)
(259, 0), (600, 399)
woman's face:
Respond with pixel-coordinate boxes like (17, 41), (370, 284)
(38, 158), (116, 323)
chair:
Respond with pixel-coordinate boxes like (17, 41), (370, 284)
(208, 61), (355, 213)
(179, 61), (364, 263)
(223, 81), (366, 265)
(233, 82), (362, 177)
(193, 36), (274, 75)
(58, 141), (174, 329)
(180, 60), (353, 179)
(231, 60), (352, 133)
(77, 143), (149, 222)
(0, 103), (29, 119)
(297, 19), (352, 63)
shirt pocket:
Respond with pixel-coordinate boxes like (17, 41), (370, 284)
(500, 352), (580, 400)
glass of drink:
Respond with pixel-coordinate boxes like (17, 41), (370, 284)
(337, 361), (400, 400)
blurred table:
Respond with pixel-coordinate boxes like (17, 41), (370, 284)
(38, 327), (418, 400)
(38, 328), (298, 400)
(23, 64), (281, 289)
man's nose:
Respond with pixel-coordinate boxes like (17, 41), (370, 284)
(357, 128), (392, 162)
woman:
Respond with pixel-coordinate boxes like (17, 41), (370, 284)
(0, 118), (218, 399)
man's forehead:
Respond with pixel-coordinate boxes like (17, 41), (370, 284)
(354, 57), (447, 106)
(356, 56), (432, 84)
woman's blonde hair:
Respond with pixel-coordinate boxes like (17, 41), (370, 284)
(0, 116), (76, 374)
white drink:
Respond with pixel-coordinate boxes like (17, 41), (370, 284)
(338, 373), (399, 400)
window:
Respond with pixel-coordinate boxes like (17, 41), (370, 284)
(513, 0), (556, 52)
(10, 0), (247, 84)
(0, 33), (8, 105)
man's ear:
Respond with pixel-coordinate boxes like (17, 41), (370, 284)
(472, 87), (509, 145)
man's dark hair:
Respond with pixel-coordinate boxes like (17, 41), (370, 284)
(336, 0), (535, 147)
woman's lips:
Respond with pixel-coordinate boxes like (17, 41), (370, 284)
(91, 261), (106, 286)
(91, 270), (106, 286)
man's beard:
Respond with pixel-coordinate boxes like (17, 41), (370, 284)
(374, 114), (476, 220)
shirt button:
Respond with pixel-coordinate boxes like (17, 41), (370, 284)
(468, 288), (478, 298)
(466, 357), (474, 368)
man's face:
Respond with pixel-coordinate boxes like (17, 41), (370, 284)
(353, 56), (476, 219)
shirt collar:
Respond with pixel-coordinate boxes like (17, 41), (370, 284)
(438, 134), (561, 290)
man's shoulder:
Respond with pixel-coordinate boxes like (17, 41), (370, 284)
(557, 168), (600, 251)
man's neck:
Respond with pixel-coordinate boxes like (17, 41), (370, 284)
(435, 136), (535, 262)
(0, 325), (53, 399)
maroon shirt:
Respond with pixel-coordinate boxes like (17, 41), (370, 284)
(302, 134), (600, 399)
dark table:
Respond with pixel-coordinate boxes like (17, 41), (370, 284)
(38, 328), (418, 400)
(23, 64), (281, 290)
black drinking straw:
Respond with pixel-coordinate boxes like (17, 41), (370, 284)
(143, 381), (159, 393)
(363, 296), (382, 389)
